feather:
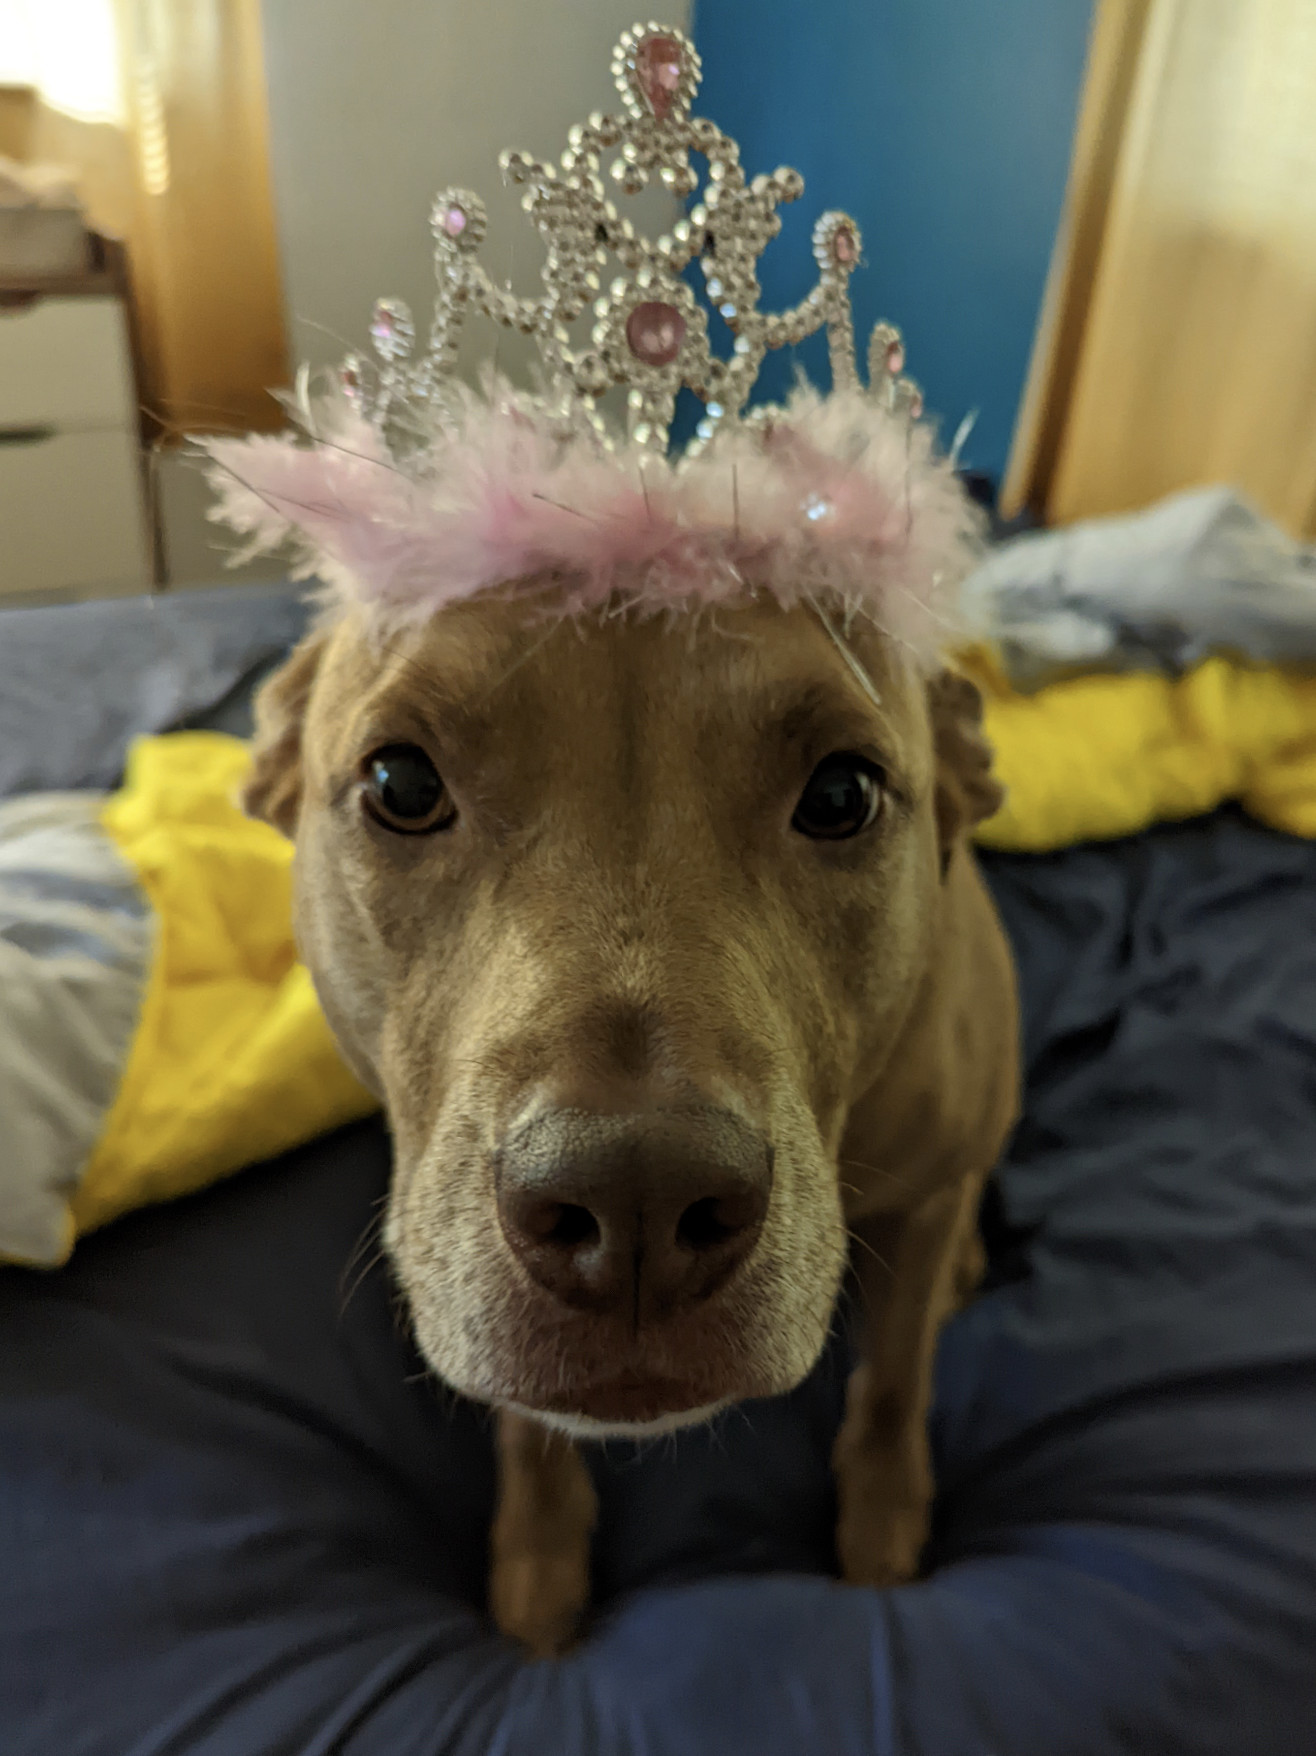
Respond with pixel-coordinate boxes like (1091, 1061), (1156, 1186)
(201, 375), (984, 667)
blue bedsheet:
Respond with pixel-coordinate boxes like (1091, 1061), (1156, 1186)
(2, 807), (1315, 1753)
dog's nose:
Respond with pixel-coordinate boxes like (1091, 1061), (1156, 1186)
(495, 1106), (772, 1319)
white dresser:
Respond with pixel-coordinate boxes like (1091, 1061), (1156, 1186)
(0, 241), (153, 603)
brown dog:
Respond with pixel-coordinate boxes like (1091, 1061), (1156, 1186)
(244, 587), (1019, 1653)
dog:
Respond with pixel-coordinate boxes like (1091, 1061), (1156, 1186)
(241, 583), (1019, 1653)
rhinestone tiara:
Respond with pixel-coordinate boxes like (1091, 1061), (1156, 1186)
(203, 22), (978, 661)
(341, 19), (922, 457)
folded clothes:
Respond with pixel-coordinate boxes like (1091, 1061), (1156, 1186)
(963, 486), (1316, 689)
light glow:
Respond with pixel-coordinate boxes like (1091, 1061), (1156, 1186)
(0, 1), (124, 128)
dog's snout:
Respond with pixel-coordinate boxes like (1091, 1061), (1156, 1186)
(495, 1107), (772, 1320)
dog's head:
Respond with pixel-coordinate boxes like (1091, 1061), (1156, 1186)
(247, 591), (1001, 1434)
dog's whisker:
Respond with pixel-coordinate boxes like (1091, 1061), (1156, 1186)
(295, 433), (412, 479)
(338, 1210), (387, 1310)
(728, 1402), (756, 1438)
(295, 314), (361, 355)
(478, 619), (564, 704)
(335, 1222), (383, 1292)
(531, 491), (604, 525)
(839, 1156), (909, 1188)
(338, 1244), (388, 1316)
(144, 405), (263, 439)
(846, 1228), (895, 1276)
(199, 452), (344, 532)
(806, 593), (883, 709)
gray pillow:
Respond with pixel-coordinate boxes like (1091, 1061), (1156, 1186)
(0, 583), (311, 799)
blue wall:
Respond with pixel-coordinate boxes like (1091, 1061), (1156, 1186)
(685, 0), (1095, 487)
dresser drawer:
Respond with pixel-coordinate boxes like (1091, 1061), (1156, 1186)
(0, 428), (151, 598)
(0, 296), (138, 431)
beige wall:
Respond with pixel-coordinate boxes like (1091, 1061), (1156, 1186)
(258, 0), (692, 384)
(165, 0), (692, 586)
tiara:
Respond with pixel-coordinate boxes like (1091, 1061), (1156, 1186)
(340, 20), (922, 455)
(204, 22), (979, 662)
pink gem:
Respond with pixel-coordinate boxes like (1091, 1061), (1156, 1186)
(439, 203), (467, 237)
(626, 300), (686, 367)
(885, 339), (905, 374)
(339, 356), (363, 401)
(833, 225), (857, 265)
(635, 34), (683, 121)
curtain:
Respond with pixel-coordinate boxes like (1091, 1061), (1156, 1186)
(115, 0), (290, 436)
(1003, 0), (1316, 538)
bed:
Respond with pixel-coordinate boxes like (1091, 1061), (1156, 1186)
(1, 573), (1315, 1754)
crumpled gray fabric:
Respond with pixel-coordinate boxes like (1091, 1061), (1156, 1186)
(961, 485), (1316, 690)
(0, 583), (311, 799)
(0, 793), (154, 1264)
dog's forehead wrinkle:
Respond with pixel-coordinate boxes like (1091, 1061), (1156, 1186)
(365, 642), (502, 748)
(671, 624), (917, 770)
(767, 678), (889, 749)
(342, 605), (548, 748)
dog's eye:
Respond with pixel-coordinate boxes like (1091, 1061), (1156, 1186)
(360, 744), (456, 834)
(792, 753), (885, 840)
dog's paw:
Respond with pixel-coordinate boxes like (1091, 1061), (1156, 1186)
(489, 1546), (591, 1658)
(835, 1489), (931, 1588)
(833, 1365), (934, 1588)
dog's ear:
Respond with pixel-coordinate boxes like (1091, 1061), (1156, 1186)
(926, 668), (1003, 871)
(242, 626), (331, 837)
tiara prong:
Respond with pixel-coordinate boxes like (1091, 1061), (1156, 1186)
(615, 23), (699, 125)
(342, 24), (926, 456)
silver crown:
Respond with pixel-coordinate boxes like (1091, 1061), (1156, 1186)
(338, 21), (922, 456)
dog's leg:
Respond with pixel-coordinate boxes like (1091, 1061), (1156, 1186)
(490, 1409), (597, 1656)
(833, 1175), (981, 1587)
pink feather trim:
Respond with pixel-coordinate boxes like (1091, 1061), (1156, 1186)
(201, 378), (982, 665)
